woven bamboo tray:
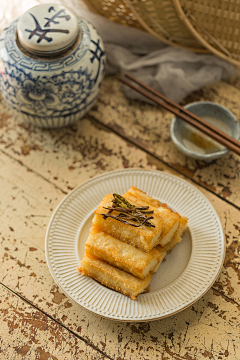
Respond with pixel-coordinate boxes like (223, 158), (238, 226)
(83, 0), (206, 51)
(173, 0), (240, 66)
(83, 0), (144, 29)
(128, 0), (206, 52)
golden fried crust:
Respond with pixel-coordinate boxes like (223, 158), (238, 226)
(124, 188), (188, 233)
(125, 186), (161, 208)
(175, 216), (188, 237)
(93, 194), (163, 252)
(151, 246), (167, 273)
(86, 226), (163, 279)
(79, 253), (152, 300)
(157, 205), (181, 246)
(156, 235), (182, 254)
(80, 189), (188, 300)
(123, 193), (180, 246)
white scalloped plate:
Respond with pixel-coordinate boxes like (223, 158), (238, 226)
(45, 169), (225, 321)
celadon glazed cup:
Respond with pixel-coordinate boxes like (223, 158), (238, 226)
(170, 101), (239, 162)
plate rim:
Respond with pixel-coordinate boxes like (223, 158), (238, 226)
(45, 168), (226, 322)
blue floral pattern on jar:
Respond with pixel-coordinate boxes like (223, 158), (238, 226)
(18, 80), (60, 114)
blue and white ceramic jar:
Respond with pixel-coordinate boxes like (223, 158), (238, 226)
(0, 3), (105, 128)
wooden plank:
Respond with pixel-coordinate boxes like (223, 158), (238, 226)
(0, 284), (108, 360)
(0, 95), (160, 194)
(0, 137), (239, 359)
(0, 75), (240, 209)
(89, 76), (240, 208)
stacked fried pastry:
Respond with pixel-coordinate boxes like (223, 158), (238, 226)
(79, 186), (188, 300)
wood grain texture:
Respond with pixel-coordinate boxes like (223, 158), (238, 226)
(0, 95), (158, 194)
(89, 76), (240, 208)
(0, 106), (239, 359)
(0, 285), (108, 360)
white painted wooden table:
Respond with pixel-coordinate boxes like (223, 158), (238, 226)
(0, 74), (240, 360)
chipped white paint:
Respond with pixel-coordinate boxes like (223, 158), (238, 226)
(0, 75), (240, 359)
(90, 76), (240, 207)
(0, 102), (157, 193)
(0, 285), (108, 360)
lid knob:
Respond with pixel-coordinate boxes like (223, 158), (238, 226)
(17, 3), (79, 56)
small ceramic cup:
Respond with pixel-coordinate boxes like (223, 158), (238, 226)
(170, 101), (239, 162)
(0, 3), (105, 128)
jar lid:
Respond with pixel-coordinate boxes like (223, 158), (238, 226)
(17, 3), (79, 56)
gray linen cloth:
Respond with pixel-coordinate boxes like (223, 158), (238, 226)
(79, 9), (237, 103)
(1, 0), (238, 103)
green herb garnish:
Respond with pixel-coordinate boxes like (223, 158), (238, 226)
(101, 193), (155, 228)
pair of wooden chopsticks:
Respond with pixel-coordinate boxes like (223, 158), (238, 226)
(119, 73), (240, 157)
